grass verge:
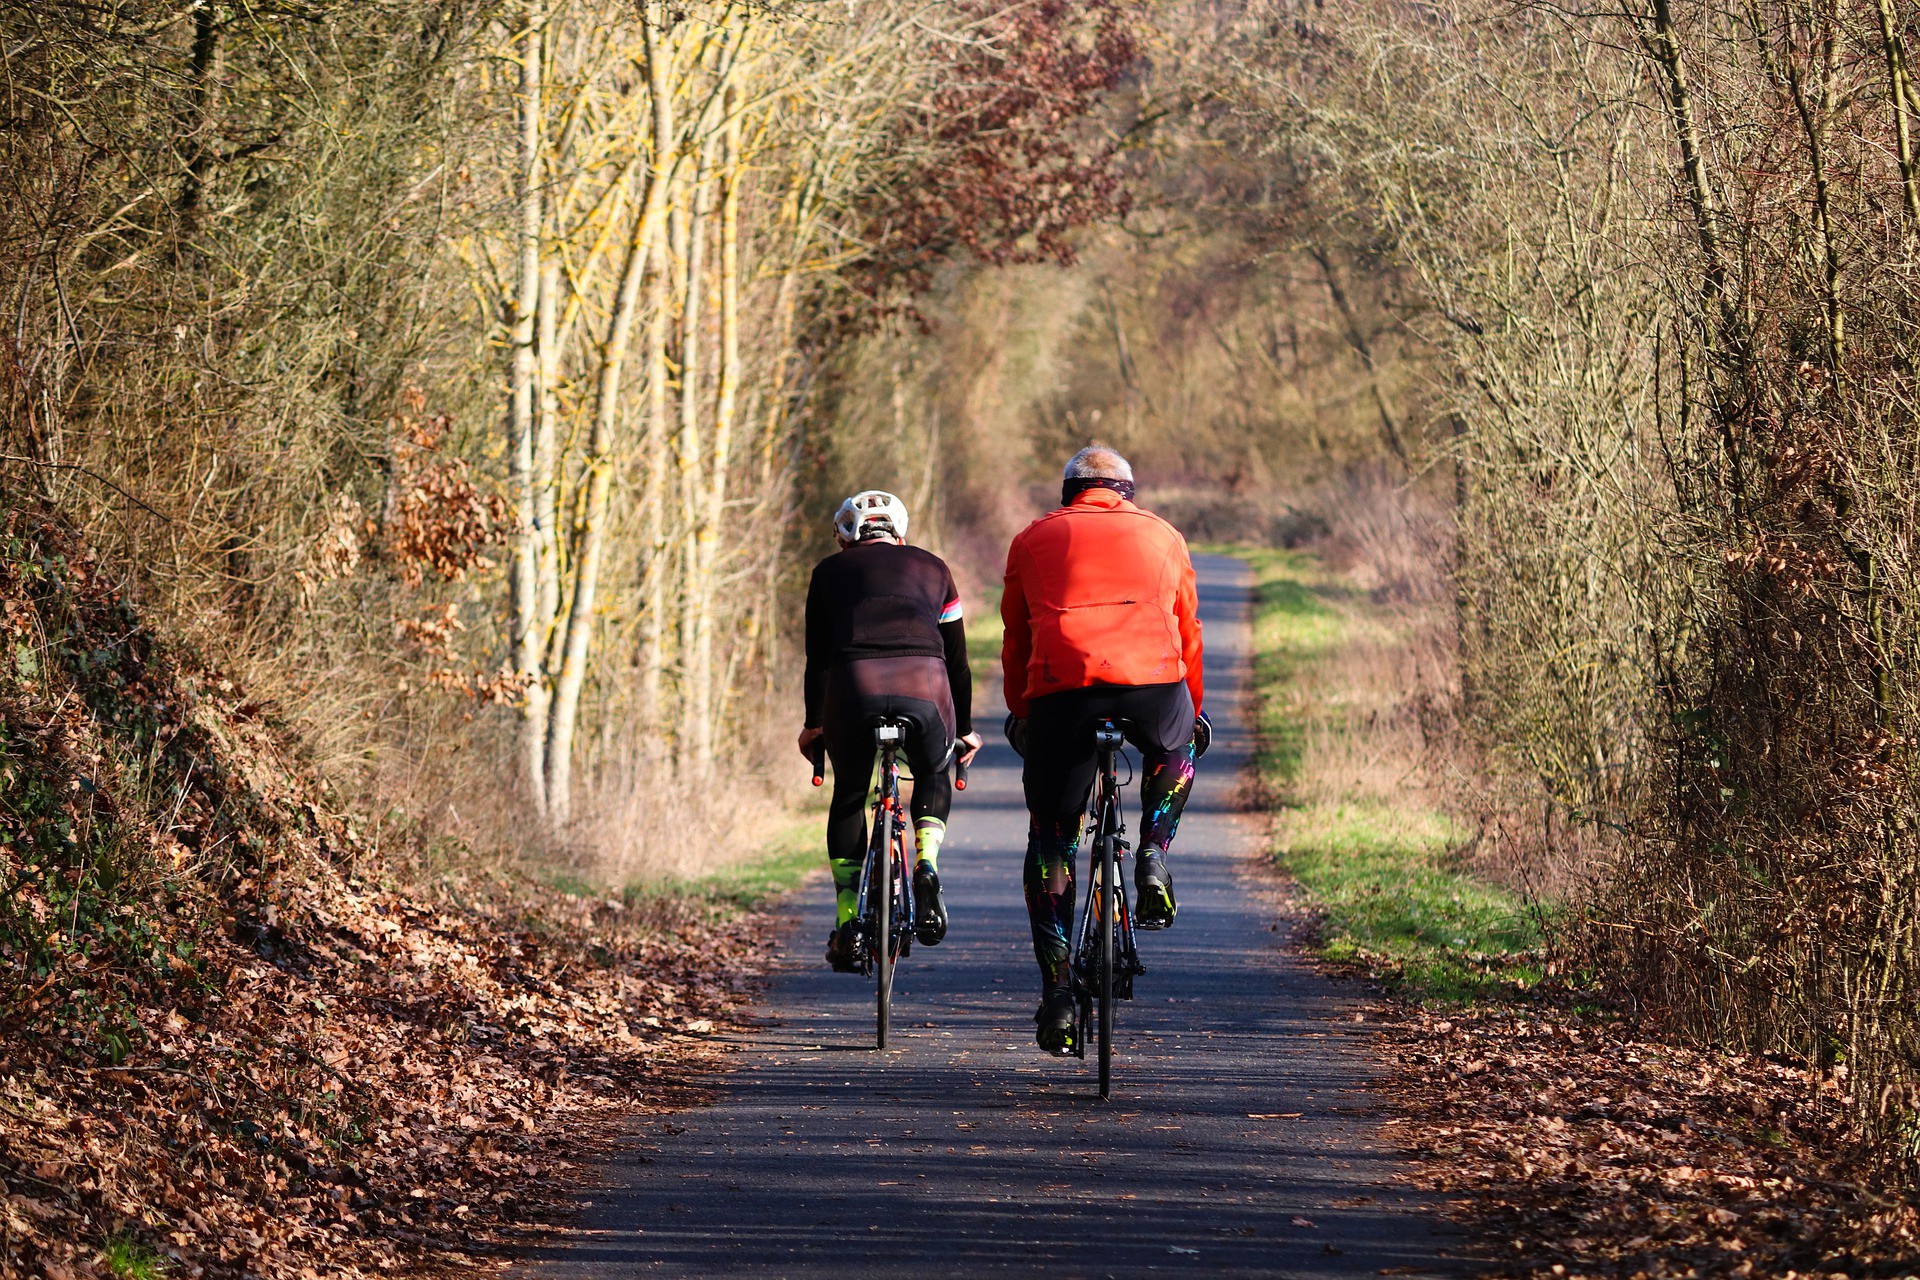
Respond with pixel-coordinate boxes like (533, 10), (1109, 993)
(966, 582), (1005, 676)
(1228, 543), (1542, 1003)
(625, 817), (822, 920)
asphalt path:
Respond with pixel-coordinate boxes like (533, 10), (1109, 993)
(521, 553), (1464, 1278)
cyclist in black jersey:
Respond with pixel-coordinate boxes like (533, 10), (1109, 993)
(799, 491), (984, 972)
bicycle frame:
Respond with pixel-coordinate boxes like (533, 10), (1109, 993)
(1071, 718), (1143, 1098)
(851, 719), (915, 1048)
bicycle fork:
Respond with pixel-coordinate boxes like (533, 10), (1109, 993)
(1074, 759), (1145, 1000)
(1076, 837), (1145, 997)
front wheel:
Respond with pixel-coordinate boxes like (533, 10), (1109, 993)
(1097, 825), (1115, 1099)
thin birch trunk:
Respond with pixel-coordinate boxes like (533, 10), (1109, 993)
(535, 257), (563, 671)
(757, 264), (800, 490)
(1875, 0), (1920, 236)
(544, 45), (680, 824)
(640, 280), (672, 722)
(639, 8), (675, 724)
(1641, 0), (1751, 506)
(1641, 0), (1732, 320)
(687, 82), (743, 772)
(1781, 0), (1844, 370)
(673, 138), (712, 756)
(509, 0), (548, 815)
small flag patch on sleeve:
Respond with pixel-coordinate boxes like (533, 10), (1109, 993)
(939, 596), (964, 624)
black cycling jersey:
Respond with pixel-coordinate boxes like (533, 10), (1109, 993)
(803, 540), (973, 735)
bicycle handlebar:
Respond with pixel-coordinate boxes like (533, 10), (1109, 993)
(812, 729), (986, 788)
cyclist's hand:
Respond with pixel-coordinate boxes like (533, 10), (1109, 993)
(958, 731), (984, 765)
(1192, 708), (1212, 760)
(1003, 713), (1028, 758)
(797, 725), (825, 760)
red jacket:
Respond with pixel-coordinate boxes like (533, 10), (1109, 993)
(1000, 487), (1204, 718)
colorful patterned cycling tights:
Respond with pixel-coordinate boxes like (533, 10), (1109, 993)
(1023, 743), (1195, 987)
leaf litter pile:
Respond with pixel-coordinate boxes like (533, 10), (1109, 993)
(0, 509), (777, 1279)
(1382, 1002), (1920, 1277)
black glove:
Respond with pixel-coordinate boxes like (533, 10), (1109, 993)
(1003, 713), (1028, 759)
(1192, 708), (1212, 760)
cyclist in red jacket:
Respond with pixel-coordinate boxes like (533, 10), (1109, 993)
(799, 491), (984, 972)
(1001, 446), (1208, 1052)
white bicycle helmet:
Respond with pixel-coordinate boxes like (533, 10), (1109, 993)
(833, 490), (910, 543)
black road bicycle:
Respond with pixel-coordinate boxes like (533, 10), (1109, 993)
(811, 721), (967, 1048)
(1069, 717), (1146, 1098)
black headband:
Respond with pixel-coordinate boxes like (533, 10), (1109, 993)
(1062, 476), (1135, 505)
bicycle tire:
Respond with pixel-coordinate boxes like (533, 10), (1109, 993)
(1098, 789), (1115, 1099)
(896, 823), (914, 956)
(875, 785), (895, 1050)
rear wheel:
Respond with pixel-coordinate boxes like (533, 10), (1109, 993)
(875, 802), (894, 1050)
(895, 823), (914, 957)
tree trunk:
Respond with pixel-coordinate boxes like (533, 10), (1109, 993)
(178, 6), (222, 229)
(535, 256), (563, 674)
(639, 7), (675, 725)
(687, 83), (744, 773)
(1781, 0), (1844, 370)
(1640, 0), (1732, 324)
(674, 138), (711, 758)
(509, 0), (548, 815)
(1639, 0), (1750, 504)
(1875, 0), (1920, 236)
(544, 22), (681, 824)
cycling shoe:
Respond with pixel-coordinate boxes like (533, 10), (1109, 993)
(825, 920), (862, 973)
(1034, 988), (1078, 1055)
(1135, 850), (1177, 929)
(913, 863), (947, 945)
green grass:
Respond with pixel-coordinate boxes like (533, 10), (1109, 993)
(624, 817), (821, 918)
(966, 582), (1005, 676)
(1231, 546), (1349, 793)
(100, 1238), (166, 1279)
(1230, 545), (1544, 1004)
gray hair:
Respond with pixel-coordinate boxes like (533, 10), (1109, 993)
(1063, 445), (1133, 482)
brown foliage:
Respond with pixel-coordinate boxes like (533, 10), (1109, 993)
(1388, 1003), (1920, 1277)
(382, 401), (509, 591)
(0, 503), (772, 1279)
(851, 0), (1138, 303)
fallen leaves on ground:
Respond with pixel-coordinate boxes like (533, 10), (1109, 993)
(0, 508), (781, 1279)
(1382, 1004), (1920, 1278)
(4, 873), (775, 1280)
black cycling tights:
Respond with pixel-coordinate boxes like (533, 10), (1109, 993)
(821, 656), (956, 869)
(1019, 682), (1196, 988)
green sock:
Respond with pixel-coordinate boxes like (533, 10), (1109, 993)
(914, 818), (946, 871)
(830, 857), (860, 926)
